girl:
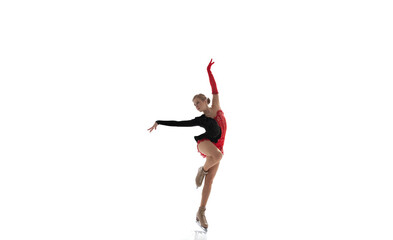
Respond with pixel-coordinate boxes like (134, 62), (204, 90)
(148, 59), (227, 232)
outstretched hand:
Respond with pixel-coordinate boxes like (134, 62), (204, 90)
(207, 59), (215, 71)
(147, 122), (158, 133)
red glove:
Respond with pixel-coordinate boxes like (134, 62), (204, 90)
(207, 59), (218, 94)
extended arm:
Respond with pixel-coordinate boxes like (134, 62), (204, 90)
(156, 118), (200, 127)
(207, 59), (220, 109)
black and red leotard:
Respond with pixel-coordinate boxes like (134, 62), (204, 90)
(196, 109), (226, 158)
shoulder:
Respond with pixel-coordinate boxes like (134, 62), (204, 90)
(206, 107), (222, 118)
(213, 106), (222, 114)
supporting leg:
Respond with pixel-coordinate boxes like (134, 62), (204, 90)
(200, 162), (220, 207)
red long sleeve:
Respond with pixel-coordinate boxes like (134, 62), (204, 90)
(208, 69), (218, 94)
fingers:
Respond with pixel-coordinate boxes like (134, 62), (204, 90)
(207, 59), (215, 71)
(147, 123), (158, 132)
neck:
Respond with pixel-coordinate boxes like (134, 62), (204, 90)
(203, 108), (212, 116)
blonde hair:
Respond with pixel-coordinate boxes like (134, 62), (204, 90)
(192, 93), (210, 105)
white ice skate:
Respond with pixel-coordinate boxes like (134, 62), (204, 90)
(196, 207), (208, 233)
(196, 219), (208, 233)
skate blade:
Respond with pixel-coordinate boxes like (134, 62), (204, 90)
(195, 219), (208, 233)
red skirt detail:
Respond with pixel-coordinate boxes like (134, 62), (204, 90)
(197, 139), (224, 158)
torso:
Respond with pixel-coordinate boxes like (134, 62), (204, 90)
(203, 107), (226, 146)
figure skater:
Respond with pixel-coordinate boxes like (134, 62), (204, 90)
(147, 59), (227, 232)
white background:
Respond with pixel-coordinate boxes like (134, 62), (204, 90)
(1, 0), (392, 239)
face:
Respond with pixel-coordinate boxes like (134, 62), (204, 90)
(193, 98), (207, 112)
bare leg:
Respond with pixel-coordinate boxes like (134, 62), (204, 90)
(200, 162), (220, 207)
(203, 156), (219, 172)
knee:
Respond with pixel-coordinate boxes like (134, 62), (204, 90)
(212, 151), (223, 162)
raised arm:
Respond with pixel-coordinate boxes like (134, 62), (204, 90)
(207, 59), (220, 110)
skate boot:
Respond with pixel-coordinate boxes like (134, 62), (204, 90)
(196, 206), (208, 232)
(195, 166), (208, 188)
